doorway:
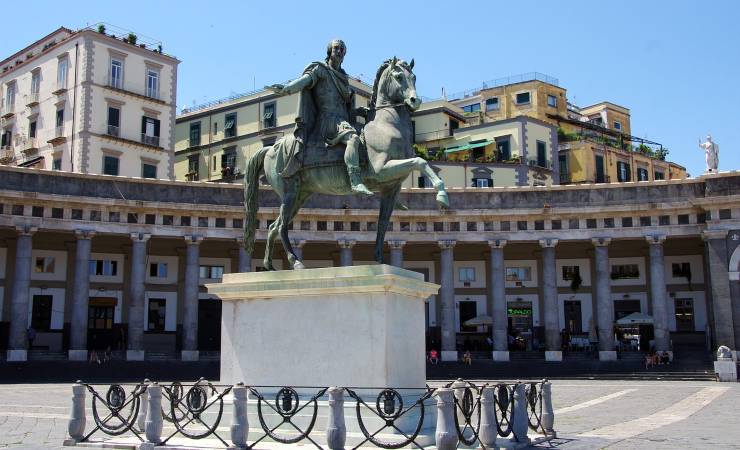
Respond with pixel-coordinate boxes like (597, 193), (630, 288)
(563, 300), (582, 333)
(198, 299), (222, 351)
(674, 298), (695, 332)
(88, 298), (116, 351)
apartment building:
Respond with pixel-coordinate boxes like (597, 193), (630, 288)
(0, 25), (179, 179)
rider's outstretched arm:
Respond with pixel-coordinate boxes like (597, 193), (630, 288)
(281, 73), (313, 95)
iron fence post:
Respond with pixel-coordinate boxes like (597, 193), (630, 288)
(541, 379), (555, 436)
(510, 382), (530, 444)
(434, 388), (458, 450)
(230, 382), (249, 448)
(478, 386), (497, 448)
(144, 382), (163, 446)
(66, 381), (86, 442)
(137, 379), (150, 432)
(326, 387), (346, 450)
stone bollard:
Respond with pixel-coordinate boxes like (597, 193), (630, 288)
(65, 381), (86, 444)
(510, 382), (530, 444)
(230, 382), (249, 448)
(325, 387), (346, 450)
(434, 388), (458, 450)
(540, 379), (556, 436)
(137, 379), (150, 433)
(143, 382), (163, 448)
(478, 386), (497, 448)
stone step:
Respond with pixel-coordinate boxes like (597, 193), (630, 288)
(27, 351), (67, 361)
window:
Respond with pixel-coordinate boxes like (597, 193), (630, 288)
(149, 262), (168, 278)
(672, 262), (691, 278)
(221, 149), (236, 170)
(461, 103), (480, 113)
(485, 97), (499, 111)
(473, 178), (492, 188)
(617, 161), (631, 182)
(29, 120), (37, 138)
(559, 154), (568, 181)
(536, 141), (547, 167)
(55, 108), (64, 128)
(506, 267), (531, 282)
(57, 58), (68, 90)
(107, 106), (120, 136)
(595, 154), (605, 183)
(141, 116), (160, 146)
(562, 265), (580, 280)
(654, 171), (665, 180)
(262, 103), (275, 129)
(225, 112), (237, 137)
(547, 94), (557, 107)
(89, 259), (118, 276)
(515, 92), (530, 104)
(146, 69), (159, 99)
(637, 167), (649, 181)
(614, 121), (622, 131)
(1, 130), (11, 148)
(448, 119), (459, 137)
(459, 267), (476, 283)
(188, 155), (199, 177)
(5, 83), (15, 110)
(35, 256), (55, 273)
(611, 264), (639, 279)
(199, 265), (224, 279)
(142, 163), (157, 179)
(189, 122), (201, 147)
(31, 295), (53, 331)
(147, 298), (166, 331)
(110, 59), (123, 89)
(52, 158), (62, 170)
(496, 136), (511, 161)
(30, 71), (40, 95)
(103, 155), (119, 176)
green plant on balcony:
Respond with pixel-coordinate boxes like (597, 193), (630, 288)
(127, 33), (137, 45)
(654, 147), (669, 161)
(97, 24), (106, 34)
(413, 144), (429, 160)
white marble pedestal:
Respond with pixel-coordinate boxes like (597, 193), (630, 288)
(714, 360), (737, 382)
(207, 264), (440, 388)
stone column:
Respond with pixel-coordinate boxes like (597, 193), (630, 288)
(236, 238), (251, 273)
(182, 235), (203, 361)
(290, 239), (306, 261)
(647, 235), (670, 353)
(338, 240), (355, 267)
(703, 230), (736, 350)
(7, 226), (36, 362)
(592, 238), (616, 360)
(488, 239), (509, 361)
(388, 240), (405, 268)
(69, 230), (95, 361)
(540, 238), (561, 361)
(127, 233), (150, 361)
(438, 240), (457, 361)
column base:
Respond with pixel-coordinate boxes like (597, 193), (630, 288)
(126, 350), (145, 361)
(68, 350), (88, 361)
(599, 351), (617, 361)
(181, 350), (199, 361)
(492, 351), (510, 362)
(545, 351), (563, 362)
(441, 350), (458, 362)
(7, 350), (27, 361)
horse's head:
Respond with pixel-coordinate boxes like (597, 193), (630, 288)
(372, 57), (421, 111)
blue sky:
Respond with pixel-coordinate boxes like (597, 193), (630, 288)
(3, 0), (738, 177)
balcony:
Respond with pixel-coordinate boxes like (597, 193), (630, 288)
(51, 84), (68, 96)
(26, 92), (39, 107)
(1, 104), (14, 119)
(528, 160), (552, 169)
(22, 138), (39, 154)
(0, 146), (15, 164)
(185, 171), (199, 181)
(48, 125), (66, 145)
(107, 125), (120, 137)
(141, 134), (160, 147)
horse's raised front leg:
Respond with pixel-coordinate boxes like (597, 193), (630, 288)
(375, 157), (449, 209)
(375, 184), (401, 263)
(418, 159), (449, 209)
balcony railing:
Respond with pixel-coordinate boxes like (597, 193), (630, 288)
(1, 104), (15, 118)
(528, 160), (552, 169)
(27, 92), (39, 106)
(23, 138), (38, 153)
(0, 147), (14, 163)
(141, 134), (159, 147)
(146, 88), (159, 100)
(107, 125), (120, 137)
(55, 125), (65, 137)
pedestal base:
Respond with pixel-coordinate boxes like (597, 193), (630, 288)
(126, 350), (145, 361)
(545, 351), (562, 362)
(599, 351), (617, 361)
(207, 265), (439, 388)
(181, 350), (199, 361)
(68, 350), (87, 361)
(492, 350), (510, 362)
(714, 360), (737, 382)
(6, 350), (27, 361)
(441, 350), (458, 362)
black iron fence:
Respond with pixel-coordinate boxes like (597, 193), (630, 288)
(65, 378), (555, 449)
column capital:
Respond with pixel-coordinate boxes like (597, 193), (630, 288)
(438, 239), (456, 250)
(15, 225), (38, 236)
(645, 235), (666, 245)
(538, 238), (558, 248)
(338, 239), (356, 249)
(74, 229), (96, 240)
(388, 240), (406, 249)
(702, 229), (728, 241)
(130, 232), (151, 243)
(487, 239), (507, 249)
(591, 237), (611, 247)
(184, 235), (204, 245)
(290, 239), (307, 248)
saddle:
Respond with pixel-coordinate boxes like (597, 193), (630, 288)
(277, 134), (367, 178)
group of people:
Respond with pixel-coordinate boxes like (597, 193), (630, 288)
(89, 346), (113, 364)
(645, 351), (672, 369)
(427, 348), (473, 365)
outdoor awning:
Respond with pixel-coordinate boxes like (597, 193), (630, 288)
(615, 312), (654, 326)
(444, 140), (494, 154)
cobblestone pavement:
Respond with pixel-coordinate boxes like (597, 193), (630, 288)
(0, 380), (738, 449)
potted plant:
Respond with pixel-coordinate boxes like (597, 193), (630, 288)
(127, 33), (137, 45)
(97, 24), (106, 34)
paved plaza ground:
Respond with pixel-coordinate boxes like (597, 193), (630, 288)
(0, 379), (737, 449)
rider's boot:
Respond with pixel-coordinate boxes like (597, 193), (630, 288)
(348, 168), (373, 196)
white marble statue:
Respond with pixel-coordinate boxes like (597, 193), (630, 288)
(699, 135), (719, 173)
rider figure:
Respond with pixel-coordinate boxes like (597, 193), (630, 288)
(269, 39), (373, 196)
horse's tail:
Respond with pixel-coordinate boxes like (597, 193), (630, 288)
(243, 147), (269, 255)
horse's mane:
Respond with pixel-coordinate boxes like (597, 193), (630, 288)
(370, 58), (412, 109)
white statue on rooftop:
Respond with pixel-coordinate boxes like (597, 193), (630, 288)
(699, 135), (719, 173)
